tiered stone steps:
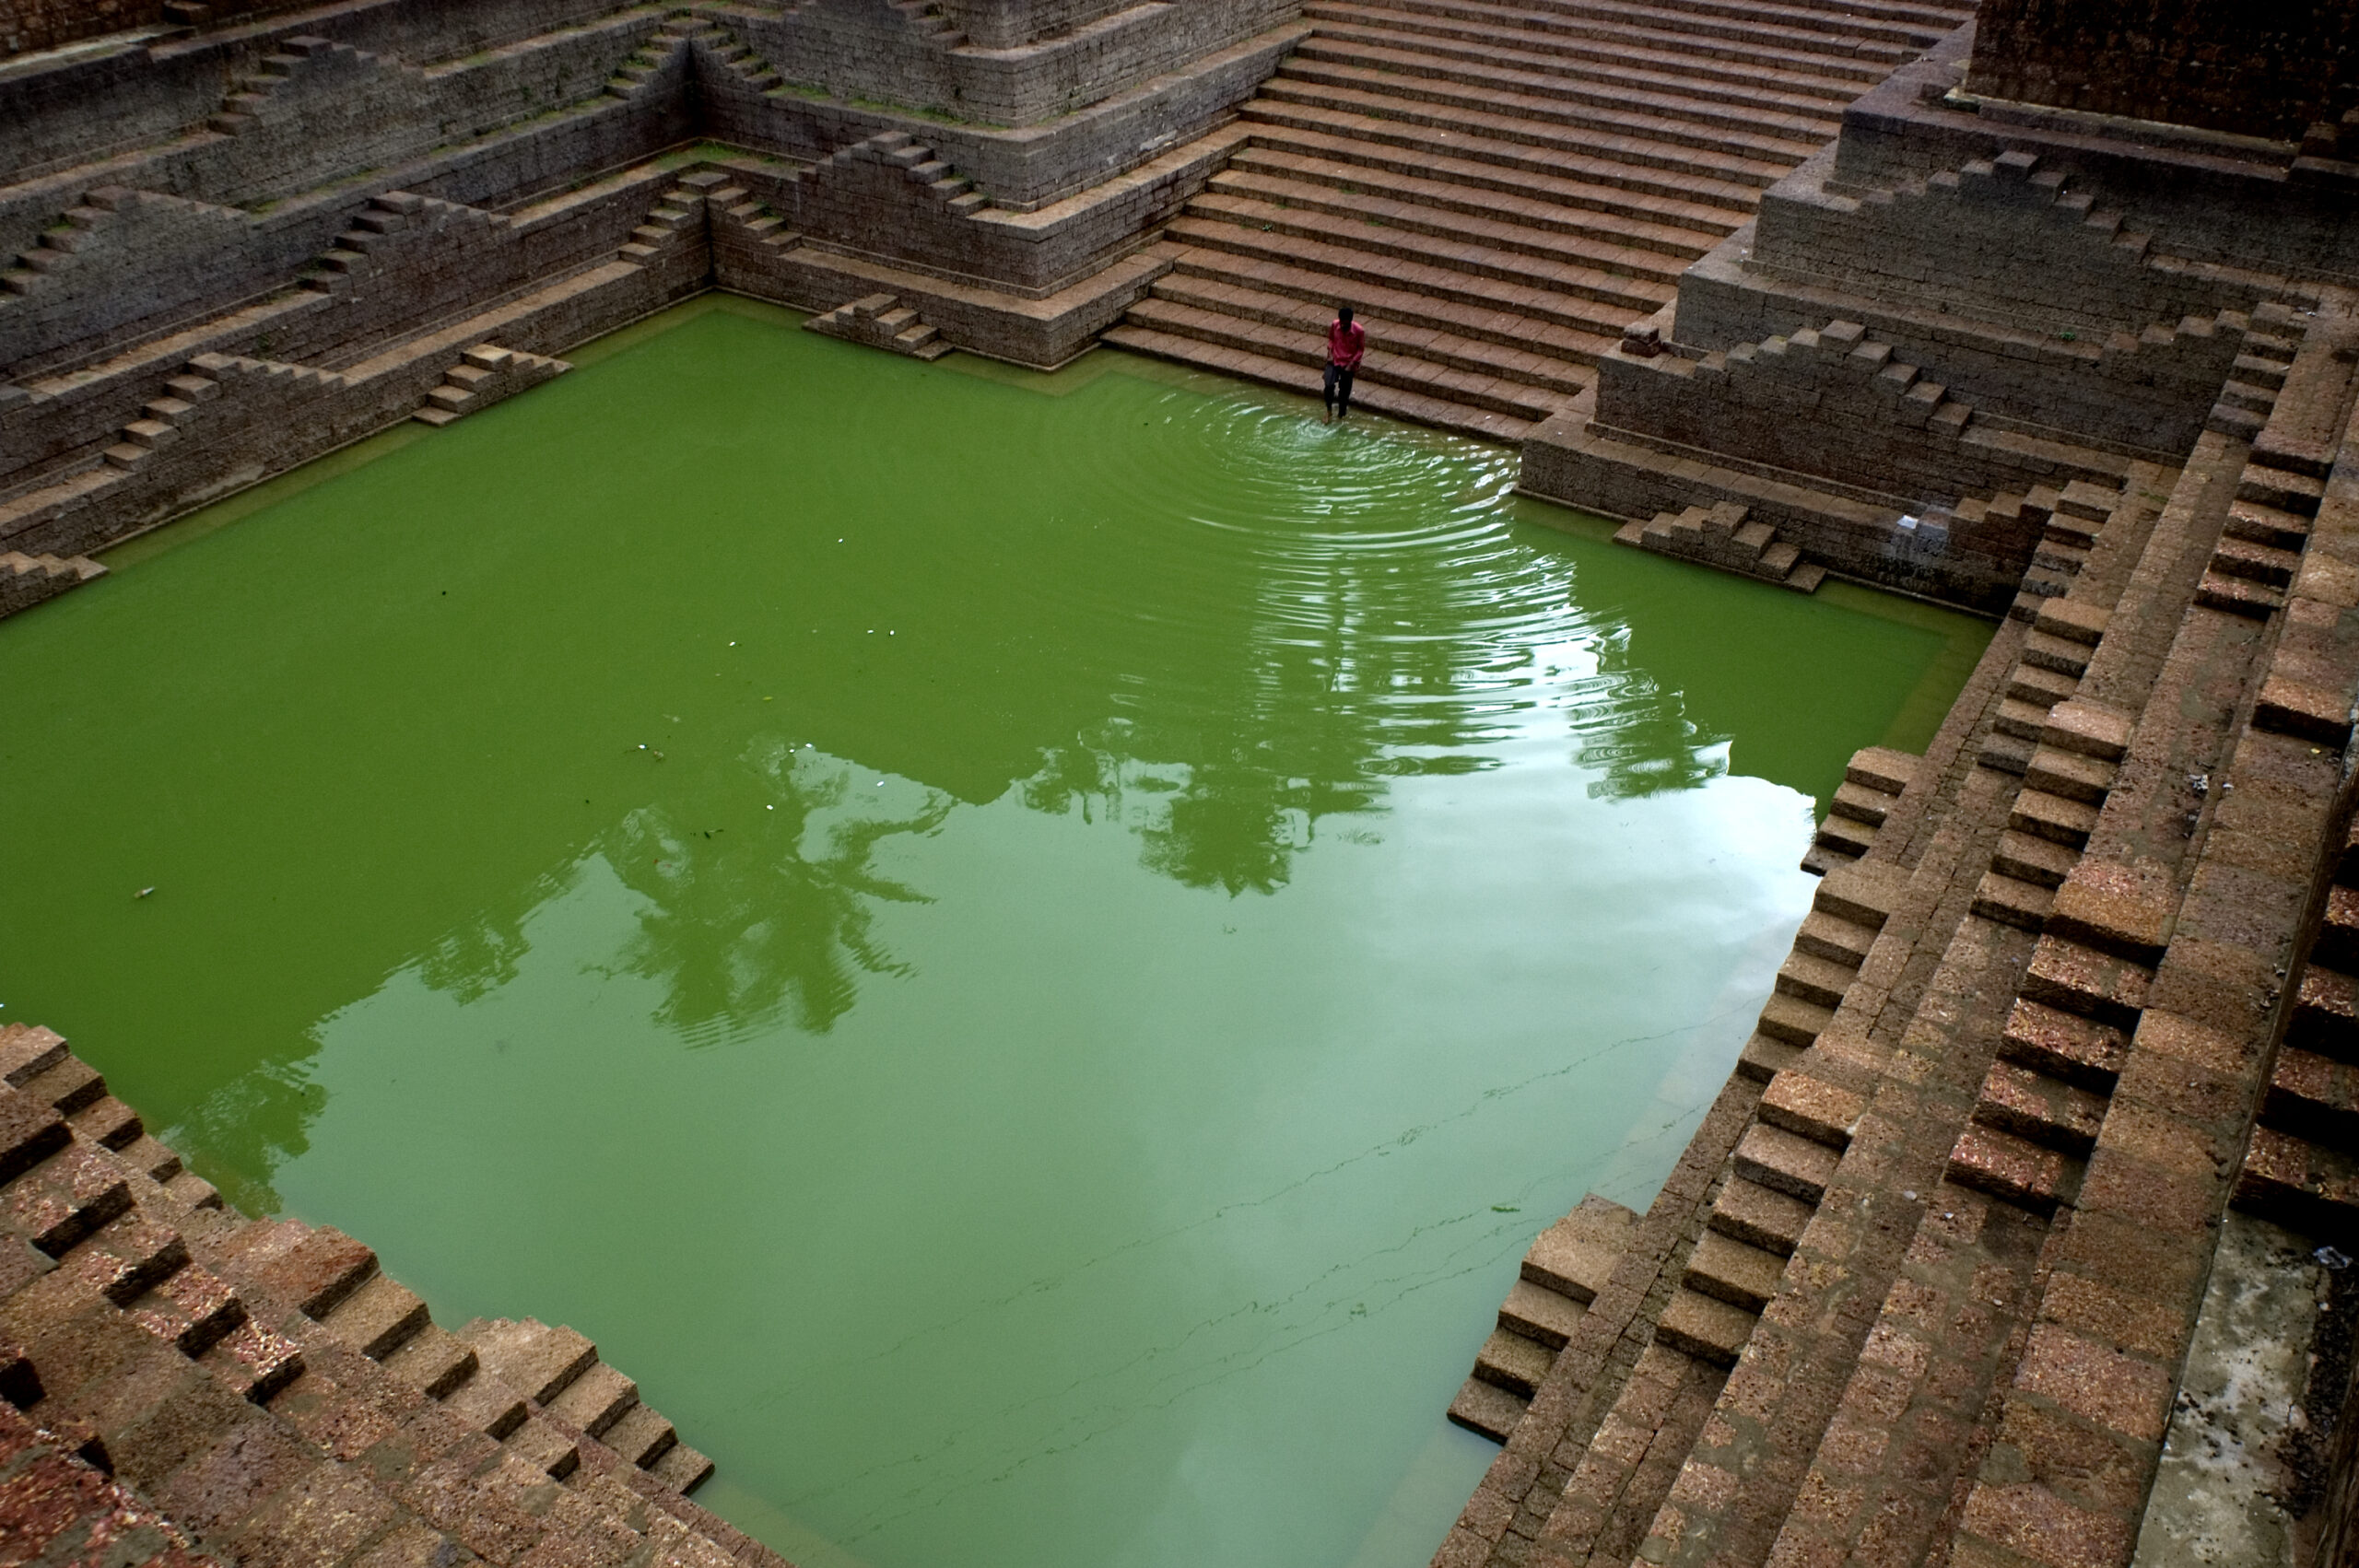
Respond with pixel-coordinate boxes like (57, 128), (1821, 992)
(1805, 744), (1919, 872)
(1109, 0), (1973, 438)
(604, 15), (703, 100)
(805, 292), (954, 358)
(2200, 441), (2325, 617)
(0, 1021), (769, 1567)
(208, 35), (350, 135)
(413, 343), (569, 427)
(2237, 818), (2359, 1236)
(0, 547), (104, 615)
(1612, 499), (1825, 591)
(1449, 1196), (1636, 1441)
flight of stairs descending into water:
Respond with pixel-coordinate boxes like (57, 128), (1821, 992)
(413, 343), (570, 427)
(1613, 501), (1824, 591)
(0, 548), (103, 615)
(2236, 815), (2359, 1236)
(1804, 745), (1919, 874)
(1104, 0), (1976, 439)
(1449, 1196), (1636, 1442)
(0, 1020), (774, 1567)
(806, 292), (953, 359)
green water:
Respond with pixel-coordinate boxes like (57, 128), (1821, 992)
(0, 298), (1985, 1568)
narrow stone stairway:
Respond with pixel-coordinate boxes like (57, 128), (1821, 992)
(1106, 0), (1974, 439)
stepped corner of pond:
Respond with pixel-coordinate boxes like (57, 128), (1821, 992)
(0, 298), (1988, 1568)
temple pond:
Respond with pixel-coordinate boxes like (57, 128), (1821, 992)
(0, 298), (1988, 1568)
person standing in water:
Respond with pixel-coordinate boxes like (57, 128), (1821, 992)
(1323, 306), (1366, 423)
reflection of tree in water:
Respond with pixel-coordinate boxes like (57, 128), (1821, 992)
(1568, 627), (1731, 801)
(1019, 536), (1725, 895)
(609, 748), (949, 1038)
(410, 743), (948, 1040)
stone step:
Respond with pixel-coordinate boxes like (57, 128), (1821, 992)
(1844, 745), (1919, 795)
(1499, 1277), (1589, 1348)
(1213, 158), (1699, 270)
(2008, 788), (2099, 848)
(1156, 257), (1615, 372)
(1970, 869), (2053, 931)
(2290, 965), (2359, 1060)
(1240, 93), (1765, 219)
(2005, 661), (2079, 708)
(650, 1439), (715, 1494)
(1242, 81), (1785, 199)
(1946, 1123), (2078, 1214)
(1520, 1193), (1637, 1301)
(1738, 1030), (1805, 1083)
(2020, 935), (2152, 1030)
(2235, 1126), (2359, 1237)
(2023, 743), (2116, 805)
(2224, 498), (2311, 550)
(1473, 1325), (1557, 1397)
(1979, 729), (2034, 776)
(1302, 3), (1875, 101)
(1684, 1229), (1786, 1311)
(1291, 32), (1840, 142)
(1733, 1121), (1841, 1204)
(1449, 1375), (1532, 1442)
(1794, 909), (1877, 967)
(1999, 997), (2129, 1089)
(1774, 949), (1856, 1010)
(2237, 466), (2325, 518)
(2212, 534), (2303, 587)
(2261, 1043), (2359, 1147)
(2021, 628), (2094, 679)
(1756, 990), (1835, 1049)
(1654, 1285), (1756, 1366)
(1972, 1060), (2106, 1153)
(1813, 812), (1877, 860)
(1991, 827), (2078, 889)
(1102, 324), (1534, 443)
(381, 1318), (478, 1398)
(1528, 0), (1957, 53)
(315, 1270), (428, 1360)
(1266, 58), (1820, 170)
(1166, 220), (1638, 345)
(601, 1397), (680, 1467)
(1828, 778), (1895, 825)
(1709, 1175), (1814, 1256)
(547, 1358), (640, 1437)
(1125, 298), (1565, 421)
(1237, 119), (1743, 236)
(2196, 568), (2285, 617)
(1148, 274), (1596, 392)
(1337, 0), (1927, 73)
(1181, 191), (1672, 313)
(1812, 859), (1909, 929)
(458, 1316), (597, 1405)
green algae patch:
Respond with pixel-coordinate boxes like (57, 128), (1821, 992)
(0, 299), (1988, 1568)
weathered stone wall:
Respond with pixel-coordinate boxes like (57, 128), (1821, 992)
(0, 0), (161, 58)
(711, 0), (1297, 130)
(1753, 148), (2270, 341)
(945, 0), (1134, 51)
(1598, 321), (2120, 509)
(1838, 28), (2359, 284)
(698, 20), (1297, 209)
(1965, 0), (2359, 140)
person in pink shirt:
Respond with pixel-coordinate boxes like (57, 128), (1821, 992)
(1323, 305), (1366, 423)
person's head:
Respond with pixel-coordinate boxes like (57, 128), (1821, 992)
(1338, 306), (1355, 327)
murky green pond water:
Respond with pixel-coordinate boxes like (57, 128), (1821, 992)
(0, 298), (1985, 1568)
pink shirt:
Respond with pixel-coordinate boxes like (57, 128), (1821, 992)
(1328, 319), (1367, 369)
